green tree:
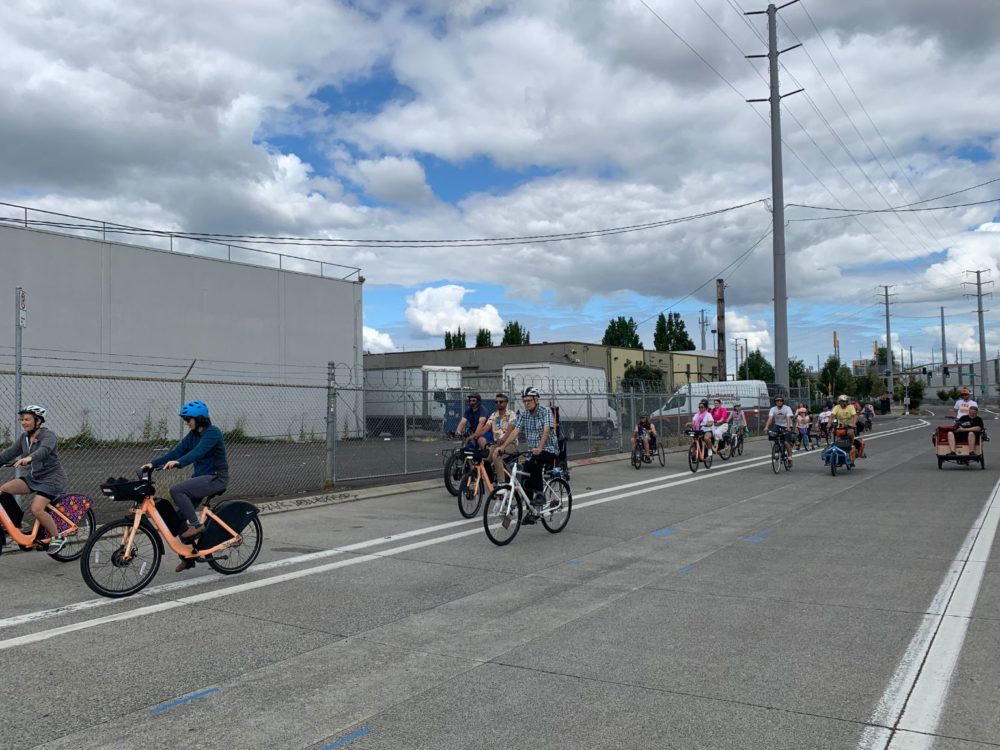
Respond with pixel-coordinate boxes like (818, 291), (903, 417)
(854, 369), (883, 399)
(500, 321), (530, 346)
(621, 361), (665, 391)
(738, 349), (775, 382)
(602, 316), (642, 349)
(654, 312), (695, 352)
(475, 328), (493, 348)
(875, 346), (898, 368)
(817, 355), (854, 398)
(444, 328), (467, 350)
(788, 357), (808, 386)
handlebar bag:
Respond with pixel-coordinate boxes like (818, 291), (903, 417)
(198, 500), (259, 550)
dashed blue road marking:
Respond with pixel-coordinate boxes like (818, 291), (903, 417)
(743, 528), (772, 542)
(151, 687), (218, 714)
(678, 565), (695, 573)
(567, 558), (585, 565)
(324, 727), (371, 749)
(650, 525), (678, 537)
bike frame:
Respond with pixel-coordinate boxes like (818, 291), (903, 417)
(0, 502), (81, 548)
(489, 460), (559, 519)
(119, 494), (242, 562)
(466, 452), (513, 497)
(688, 431), (707, 462)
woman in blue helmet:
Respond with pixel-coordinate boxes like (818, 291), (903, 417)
(143, 401), (228, 571)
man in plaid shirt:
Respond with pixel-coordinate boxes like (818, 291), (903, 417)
(495, 387), (560, 509)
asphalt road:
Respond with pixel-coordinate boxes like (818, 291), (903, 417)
(2, 416), (998, 749)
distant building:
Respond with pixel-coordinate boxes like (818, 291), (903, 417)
(364, 343), (719, 392)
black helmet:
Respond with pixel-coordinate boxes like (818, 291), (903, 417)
(468, 392), (481, 401)
(699, 399), (710, 407)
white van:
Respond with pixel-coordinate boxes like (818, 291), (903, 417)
(651, 380), (770, 418)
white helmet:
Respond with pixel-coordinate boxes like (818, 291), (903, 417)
(18, 404), (46, 422)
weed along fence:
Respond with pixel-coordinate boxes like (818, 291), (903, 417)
(0, 367), (773, 516)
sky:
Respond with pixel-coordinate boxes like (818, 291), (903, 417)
(2, 0), (999, 374)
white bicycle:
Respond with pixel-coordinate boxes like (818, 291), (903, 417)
(483, 451), (572, 546)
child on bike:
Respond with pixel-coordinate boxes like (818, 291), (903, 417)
(794, 403), (812, 451)
(0, 405), (69, 552)
(143, 400), (228, 572)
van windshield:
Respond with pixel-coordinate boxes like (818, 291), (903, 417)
(664, 394), (687, 410)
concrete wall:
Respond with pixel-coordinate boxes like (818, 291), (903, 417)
(0, 225), (363, 438)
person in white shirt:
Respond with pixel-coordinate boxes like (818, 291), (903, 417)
(764, 395), (795, 460)
(952, 388), (978, 419)
(818, 403), (833, 442)
(689, 399), (716, 456)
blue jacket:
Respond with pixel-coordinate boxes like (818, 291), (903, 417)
(152, 425), (229, 480)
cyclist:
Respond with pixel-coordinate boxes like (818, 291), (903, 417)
(946, 404), (984, 455)
(729, 402), (746, 435)
(454, 393), (488, 448)
(817, 402), (833, 442)
(494, 387), (560, 512)
(689, 399), (716, 457)
(143, 400), (228, 572)
(862, 401), (875, 426)
(830, 395), (859, 466)
(794, 403), (812, 451)
(487, 393), (518, 480)
(0, 405), (69, 553)
(710, 399), (729, 450)
(630, 414), (657, 463)
(951, 388), (977, 419)
(763, 395), (794, 460)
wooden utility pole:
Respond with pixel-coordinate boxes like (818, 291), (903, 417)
(716, 279), (727, 381)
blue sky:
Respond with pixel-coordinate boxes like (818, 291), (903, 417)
(2, 0), (999, 374)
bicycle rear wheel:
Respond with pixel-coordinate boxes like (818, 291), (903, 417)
(484, 485), (521, 546)
(736, 434), (744, 456)
(458, 471), (485, 518)
(657, 442), (666, 466)
(81, 519), (161, 598)
(771, 442), (781, 474)
(50, 508), (96, 563)
(687, 444), (699, 473)
(207, 516), (263, 574)
(540, 478), (572, 534)
(717, 436), (731, 461)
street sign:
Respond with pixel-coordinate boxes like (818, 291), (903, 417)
(16, 287), (26, 328)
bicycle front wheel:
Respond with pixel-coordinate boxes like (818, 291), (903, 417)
(688, 444), (699, 473)
(631, 446), (642, 470)
(457, 471), (484, 518)
(81, 519), (161, 598)
(50, 508), (97, 563)
(443, 453), (464, 496)
(771, 442), (781, 474)
(207, 516), (263, 574)
(717, 437), (731, 461)
(541, 478), (572, 534)
(484, 485), (521, 546)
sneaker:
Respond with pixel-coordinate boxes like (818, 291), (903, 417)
(642, 456), (652, 464)
(531, 492), (546, 508)
(47, 536), (67, 554)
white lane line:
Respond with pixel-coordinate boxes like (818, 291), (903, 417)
(0, 421), (927, 637)
(857, 473), (1000, 750)
(0, 454), (785, 632)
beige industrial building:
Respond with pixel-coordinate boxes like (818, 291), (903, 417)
(364, 342), (719, 392)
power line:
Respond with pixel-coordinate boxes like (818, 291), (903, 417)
(788, 195), (1000, 219)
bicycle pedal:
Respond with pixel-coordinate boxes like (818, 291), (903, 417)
(521, 516), (537, 525)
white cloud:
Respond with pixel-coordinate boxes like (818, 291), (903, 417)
(404, 285), (503, 336)
(363, 326), (397, 354)
(345, 156), (435, 206)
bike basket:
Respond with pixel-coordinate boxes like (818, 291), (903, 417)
(100, 478), (152, 502)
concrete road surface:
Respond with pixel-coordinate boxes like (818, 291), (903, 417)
(1, 416), (998, 749)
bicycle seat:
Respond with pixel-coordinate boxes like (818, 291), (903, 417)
(198, 491), (225, 507)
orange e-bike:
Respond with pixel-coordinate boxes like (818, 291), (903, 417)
(0, 465), (95, 562)
(79, 467), (262, 598)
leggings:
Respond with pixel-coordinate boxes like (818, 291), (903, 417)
(170, 474), (228, 526)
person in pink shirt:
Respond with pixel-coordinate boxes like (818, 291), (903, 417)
(710, 398), (729, 448)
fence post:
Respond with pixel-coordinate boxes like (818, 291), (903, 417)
(325, 363), (337, 487)
(586, 394), (593, 455)
(179, 359), (197, 439)
(403, 384), (409, 475)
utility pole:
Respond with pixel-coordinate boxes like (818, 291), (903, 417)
(940, 307), (948, 381)
(14, 288), (26, 428)
(732, 338), (740, 379)
(964, 270), (993, 398)
(698, 309), (708, 350)
(878, 285), (895, 395)
(930, 347), (935, 386)
(746, 0), (802, 391)
(832, 330), (840, 361)
(716, 280), (727, 380)
(909, 345), (913, 371)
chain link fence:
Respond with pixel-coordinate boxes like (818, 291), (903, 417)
(1, 366), (776, 518)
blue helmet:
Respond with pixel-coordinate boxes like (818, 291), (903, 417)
(179, 400), (209, 419)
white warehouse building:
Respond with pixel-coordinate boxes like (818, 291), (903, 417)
(0, 219), (364, 441)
